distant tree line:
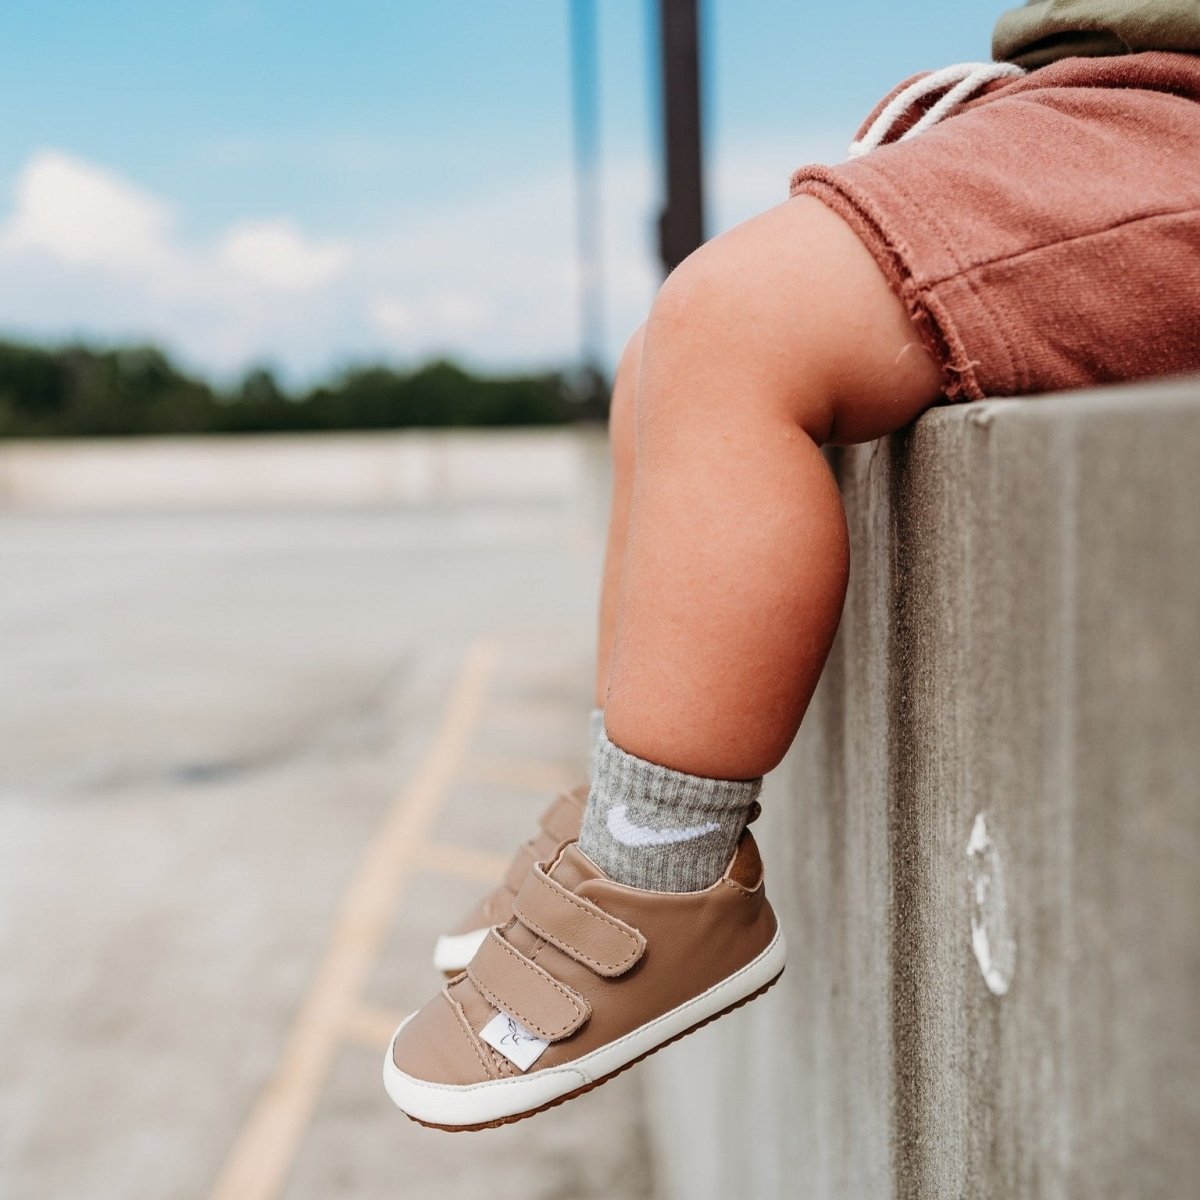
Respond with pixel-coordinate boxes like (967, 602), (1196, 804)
(0, 340), (606, 438)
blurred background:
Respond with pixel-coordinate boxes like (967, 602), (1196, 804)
(1, 3), (1000, 1198)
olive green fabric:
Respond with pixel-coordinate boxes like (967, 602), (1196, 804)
(994, 0), (1200, 67)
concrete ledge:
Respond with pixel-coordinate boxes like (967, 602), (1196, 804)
(649, 377), (1200, 1199)
(0, 428), (591, 510)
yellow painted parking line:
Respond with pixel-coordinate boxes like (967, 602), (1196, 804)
(420, 841), (510, 885)
(341, 1003), (408, 1052)
(208, 638), (500, 1200)
(459, 755), (580, 795)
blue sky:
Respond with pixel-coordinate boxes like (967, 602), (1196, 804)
(0, 1), (1001, 382)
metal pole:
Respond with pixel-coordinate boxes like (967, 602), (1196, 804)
(657, 0), (705, 275)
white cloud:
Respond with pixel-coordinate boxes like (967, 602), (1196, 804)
(218, 219), (348, 292)
(1, 149), (172, 272)
(369, 297), (416, 337)
(368, 290), (488, 343)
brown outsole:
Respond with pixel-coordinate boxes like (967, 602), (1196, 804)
(402, 965), (785, 1133)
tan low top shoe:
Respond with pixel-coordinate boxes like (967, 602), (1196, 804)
(432, 784), (588, 974)
(386, 829), (785, 1130)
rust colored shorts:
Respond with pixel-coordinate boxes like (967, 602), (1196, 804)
(790, 52), (1200, 401)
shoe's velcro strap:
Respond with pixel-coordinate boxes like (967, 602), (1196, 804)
(538, 787), (586, 845)
(467, 928), (590, 1042)
(513, 864), (646, 978)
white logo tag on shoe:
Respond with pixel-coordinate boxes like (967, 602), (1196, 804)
(606, 804), (721, 847)
(480, 1010), (550, 1071)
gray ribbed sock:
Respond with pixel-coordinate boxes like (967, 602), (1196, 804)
(579, 730), (762, 892)
(588, 707), (605, 778)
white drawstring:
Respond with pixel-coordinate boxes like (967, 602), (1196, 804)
(847, 61), (1026, 159)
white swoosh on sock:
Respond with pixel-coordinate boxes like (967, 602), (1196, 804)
(605, 805), (722, 848)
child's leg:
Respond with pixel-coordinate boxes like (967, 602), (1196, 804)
(604, 195), (941, 780)
(389, 198), (942, 1126)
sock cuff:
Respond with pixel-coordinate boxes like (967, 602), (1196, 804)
(592, 730), (762, 820)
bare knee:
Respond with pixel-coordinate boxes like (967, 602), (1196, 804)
(641, 197), (940, 446)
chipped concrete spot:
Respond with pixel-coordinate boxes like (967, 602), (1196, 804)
(966, 811), (1016, 996)
(965, 403), (999, 429)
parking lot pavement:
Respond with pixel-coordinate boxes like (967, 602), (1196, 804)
(0, 498), (659, 1200)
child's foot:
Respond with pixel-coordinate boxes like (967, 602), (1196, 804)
(432, 784), (587, 974)
(386, 829), (785, 1130)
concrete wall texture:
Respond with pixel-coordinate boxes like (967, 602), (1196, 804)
(649, 378), (1200, 1199)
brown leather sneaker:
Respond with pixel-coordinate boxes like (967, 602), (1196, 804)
(387, 829), (785, 1130)
(432, 784), (588, 974)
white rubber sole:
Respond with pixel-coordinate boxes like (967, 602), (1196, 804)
(432, 927), (490, 974)
(384, 923), (786, 1129)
